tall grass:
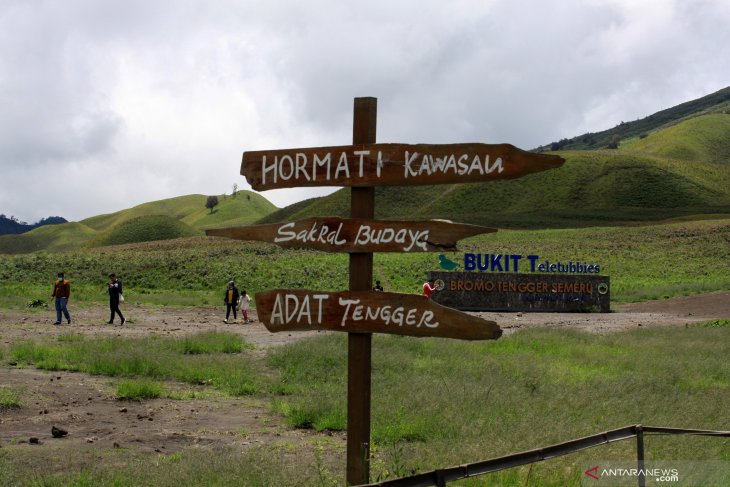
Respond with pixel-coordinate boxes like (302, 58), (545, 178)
(2, 325), (728, 485)
(266, 325), (730, 481)
(1, 218), (728, 307)
(9, 331), (261, 396)
(0, 387), (23, 410)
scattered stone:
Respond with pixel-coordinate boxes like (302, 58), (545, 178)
(119, 407), (128, 413)
(113, 442), (121, 449)
(86, 437), (96, 443)
(51, 426), (68, 438)
(29, 437), (40, 444)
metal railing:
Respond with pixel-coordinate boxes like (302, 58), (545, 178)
(361, 424), (730, 487)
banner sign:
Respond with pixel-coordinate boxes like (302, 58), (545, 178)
(428, 271), (610, 312)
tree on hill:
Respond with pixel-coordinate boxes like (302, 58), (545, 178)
(232, 183), (238, 197)
(607, 134), (621, 149)
(205, 195), (219, 214)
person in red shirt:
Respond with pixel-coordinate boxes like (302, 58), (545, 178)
(423, 278), (437, 298)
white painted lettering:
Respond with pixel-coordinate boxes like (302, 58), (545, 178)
(335, 152), (350, 179)
(313, 153), (332, 180)
(354, 150), (369, 178)
(274, 222), (296, 243)
(295, 153), (310, 181)
(261, 155), (278, 185)
(404, 151), (419, 177)
(279, 155), (295, 180)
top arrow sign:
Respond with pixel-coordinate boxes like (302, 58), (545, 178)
(242, 143), (564, 191)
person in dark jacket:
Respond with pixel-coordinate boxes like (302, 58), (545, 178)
(51, 272), (71, 325)
(224, 281), (240, 323)
(107, 273), (125, 325)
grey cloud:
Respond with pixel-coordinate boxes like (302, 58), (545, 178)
(1, 0), (728, 223)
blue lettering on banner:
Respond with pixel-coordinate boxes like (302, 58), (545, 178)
(462, 253), (601, 274)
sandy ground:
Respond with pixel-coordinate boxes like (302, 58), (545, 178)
(1, 292), (728, 461)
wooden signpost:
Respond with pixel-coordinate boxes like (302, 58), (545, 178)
(242, 142), (564, 190)
(209, 97), (565, 485)
(255, 289), (502, 340)
(206, 217), (496, 253)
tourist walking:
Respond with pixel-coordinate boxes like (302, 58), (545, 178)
(239, 290), (251, 323)
(224, 281), (240, 323)
(108, 273), (125, 324)
(51, 272), (71, 325)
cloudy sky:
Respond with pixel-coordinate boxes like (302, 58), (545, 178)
(1, 0), (728, 223)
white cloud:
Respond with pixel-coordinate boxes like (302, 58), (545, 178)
(1, 0), (728, 223)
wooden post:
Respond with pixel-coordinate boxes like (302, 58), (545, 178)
(636, 425), (646, 487)
(347, 97), (377, 486)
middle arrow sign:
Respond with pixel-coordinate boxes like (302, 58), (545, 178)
(206, 217), (496, 253)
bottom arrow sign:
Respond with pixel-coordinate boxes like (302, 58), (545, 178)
(255, 289), (502, 340)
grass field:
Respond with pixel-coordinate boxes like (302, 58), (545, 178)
(1, 217), (728, 308)
(1, 323), (728, 486)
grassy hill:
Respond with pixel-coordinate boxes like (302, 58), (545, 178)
(81, 192), (276, 232)
(620, 113), (730, 162)
(538, 85), (730, 151)
(0, 222), (98, 254)
(88, 215), (200, 247)
(0, 192), (277, 254)
(259, 113), (730, 228)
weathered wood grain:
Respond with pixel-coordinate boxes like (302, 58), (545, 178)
(255, 289), (502, 340)
(205, 217), (496, 252)
(242, 143), (564, 191)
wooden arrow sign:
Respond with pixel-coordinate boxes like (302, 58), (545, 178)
(242, 143), (564, 191)
(206, 217), (496, 253)
(255, 289), (502, 340)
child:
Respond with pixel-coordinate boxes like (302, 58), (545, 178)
(239, 290), (251, 324)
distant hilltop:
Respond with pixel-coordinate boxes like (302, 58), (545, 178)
(0, 214), (67, 235)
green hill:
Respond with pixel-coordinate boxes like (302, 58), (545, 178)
(0, 192), (278, 254)
(539, 85), (730, 151)
(0, 222), (97, 254)
(88, 215), (201, 247)
(259, 114), (730, 228)
(82, 192), (276, 232)
(620, 113), (730, 162)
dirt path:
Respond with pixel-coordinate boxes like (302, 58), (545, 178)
(1, 292), (727, 462)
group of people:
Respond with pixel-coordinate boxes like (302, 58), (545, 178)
(375, 278), (440, 299)
(51, 274), (436, 326)
(51, 272), (125, 325)
(223, 281), (252, 324)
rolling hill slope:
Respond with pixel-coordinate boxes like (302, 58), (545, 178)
(81, 192), (276, 232)
(0, 192), (278, 254)
(259, 113), (730, 228)
(538, 85), (730, 151)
